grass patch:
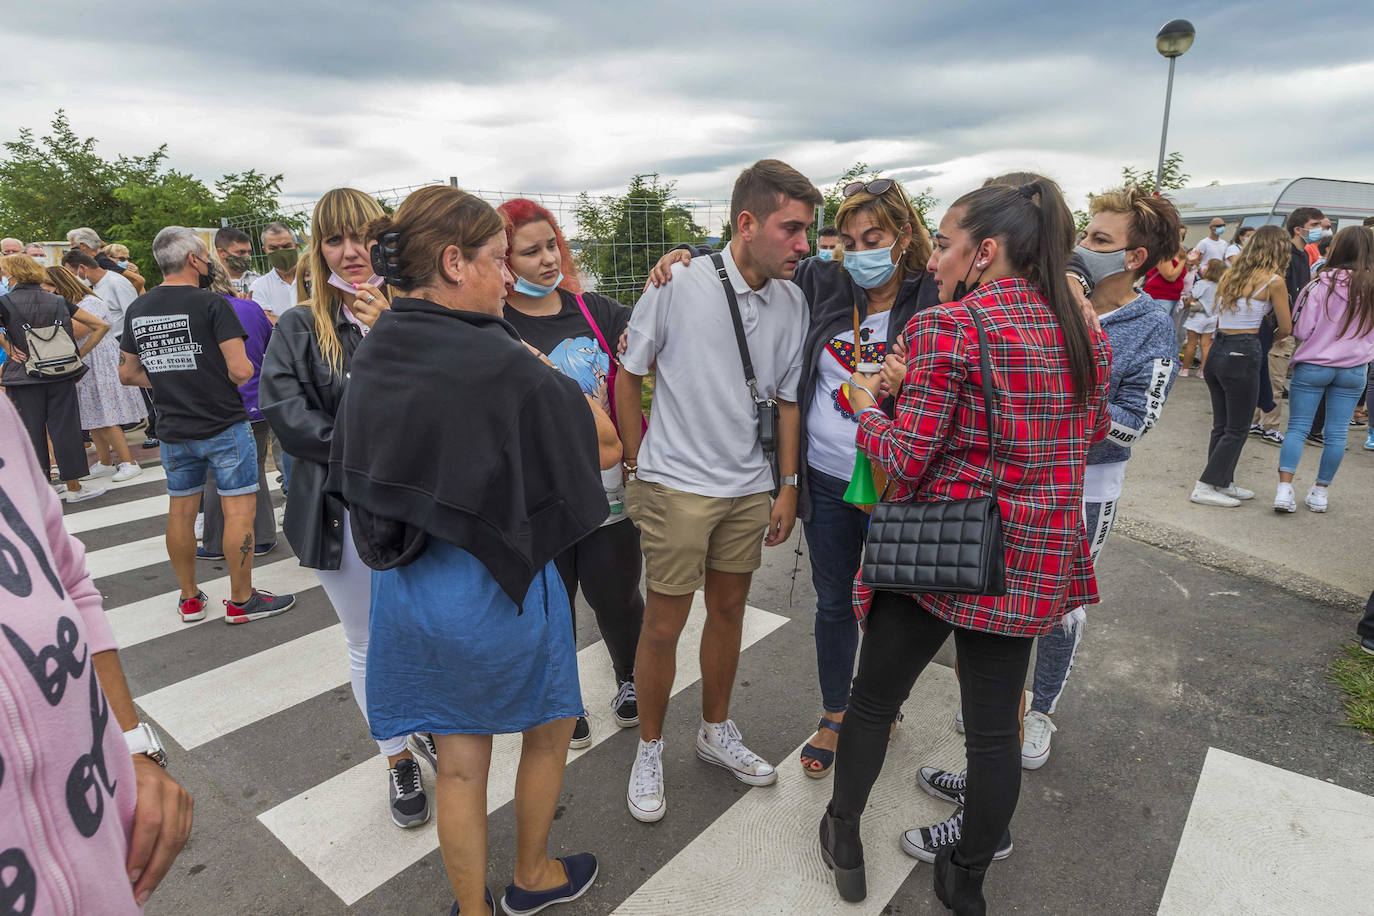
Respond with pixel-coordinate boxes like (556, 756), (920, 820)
(1329, 643), (1374, 739)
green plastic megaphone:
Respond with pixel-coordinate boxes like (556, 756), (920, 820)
(843, 450), (878, 506)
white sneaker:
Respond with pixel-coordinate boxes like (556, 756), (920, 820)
(1305, 486), (1328, 513)
(1273, 483), (1297, 513)
(64, 484), (106, 503)
(194, 512), (205, 541)
(1190, 481), (1240, 508)
(1021, 710), (1057, 770)
(628, 738), (666, 823)
(112, 462), (143, 482)
(696, 719), (776, 786)
(953, 709), (965, 734)
(82, 461), (117, 479)
(1219, 483), (1254, 500)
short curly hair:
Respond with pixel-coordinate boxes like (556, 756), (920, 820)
(1089, 186), (1182, 279)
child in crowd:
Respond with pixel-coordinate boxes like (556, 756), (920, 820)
(1181, 258), (1225, 378)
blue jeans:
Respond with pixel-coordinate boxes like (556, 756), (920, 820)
(802, 467), (869, 713)
(162, 421), (259, 498)
(1278, 362), (1366, 485)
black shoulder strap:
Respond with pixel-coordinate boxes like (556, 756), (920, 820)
(708, 251), (760, 401)
(965, 304), (1001, 497)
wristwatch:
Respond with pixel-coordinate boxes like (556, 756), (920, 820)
(1066, 270), (1093, 298)
(780, 474), (799, 488)
(124, 722), (168, 768)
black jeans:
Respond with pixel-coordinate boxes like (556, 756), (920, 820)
(202, 420), (275, 553)
(829, 591), (1034, 869)
(555, 518), (645, 683)
(1201, 332), (1262, 487)
(7, 381), (87, 481)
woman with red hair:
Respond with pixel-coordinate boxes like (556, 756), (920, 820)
(499, 198), (643, 749)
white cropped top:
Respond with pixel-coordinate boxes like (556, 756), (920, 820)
(1217, 274), (1278, 331)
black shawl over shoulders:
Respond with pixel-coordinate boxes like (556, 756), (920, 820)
(326, 296), (607, 605)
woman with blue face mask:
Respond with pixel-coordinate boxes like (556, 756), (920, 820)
(647, 178), (939, 778)
(500, 198), (643, 753)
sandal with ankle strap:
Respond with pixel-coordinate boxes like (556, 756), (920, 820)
(801, 718), (843, 778)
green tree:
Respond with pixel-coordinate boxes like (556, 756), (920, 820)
(821, 161), (938, 237)
(572, 173), (706, 307)
(1120, 151), (1190, 194)
(0, 110), (293, 282)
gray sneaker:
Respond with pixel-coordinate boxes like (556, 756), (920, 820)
(388, 757), (430, 828)
(223, 589), (296, 624)
(410, 733), (438, 770)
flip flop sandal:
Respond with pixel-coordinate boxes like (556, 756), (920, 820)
(800, 718), (843, 779)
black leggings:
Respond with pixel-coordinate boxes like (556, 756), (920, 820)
(829, 591), (1033, 869)
(554, 519), (645, 683)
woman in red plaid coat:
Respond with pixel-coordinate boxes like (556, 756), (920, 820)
(818, 177), (1112, 914)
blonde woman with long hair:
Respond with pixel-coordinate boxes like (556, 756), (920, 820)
(1191, 225), (1293, 507)
(259, 188), (435, 828)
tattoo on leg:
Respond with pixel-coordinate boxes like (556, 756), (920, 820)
(239, 533), (252, 568)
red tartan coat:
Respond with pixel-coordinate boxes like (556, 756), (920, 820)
(853, 278), (1112, 637)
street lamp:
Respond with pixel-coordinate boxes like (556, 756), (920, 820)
(1153, 18), (1196, 191)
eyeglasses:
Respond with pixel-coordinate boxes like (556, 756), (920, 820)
(843, 179), (895, 199)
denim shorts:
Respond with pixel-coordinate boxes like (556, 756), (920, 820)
(162, 421), (260, 498)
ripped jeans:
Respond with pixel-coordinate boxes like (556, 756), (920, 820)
(1031, 498), (1115, 715)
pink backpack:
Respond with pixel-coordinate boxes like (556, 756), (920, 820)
(574, 292), (647, 435)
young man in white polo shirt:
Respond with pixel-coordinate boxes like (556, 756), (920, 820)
(247, 222), (300, 323)
(616, 159), (819, 823)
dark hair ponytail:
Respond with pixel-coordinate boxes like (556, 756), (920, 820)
(950, 177), (1097, 404)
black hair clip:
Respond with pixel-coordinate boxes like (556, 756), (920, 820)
(1018, 183), (1038, 200)
(370, 231), (410, 285)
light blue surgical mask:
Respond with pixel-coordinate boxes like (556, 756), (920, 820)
(816, 248), (834, 261)
(842, 242), (899, 289)
(513, 272), (562, 297)
(1306, 227), (1324, 243)
(1211, 226), (1224, 236)
(0, 278), (8, 296)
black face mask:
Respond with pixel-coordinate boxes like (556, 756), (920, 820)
(951, 250), (986, 301)
(197, 259), (217, 290)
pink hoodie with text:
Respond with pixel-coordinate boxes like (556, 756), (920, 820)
(0, 397), (140, 915)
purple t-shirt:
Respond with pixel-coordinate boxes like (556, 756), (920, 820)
(224, 295), (274, 420)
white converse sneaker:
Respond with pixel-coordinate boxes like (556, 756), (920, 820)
(64, 484), (106, 503)
(1021, 710), (1057, 770)
(1273, 482), (1297, 513)
(696, 719), (776, 786)
(112, 461), (143, 482)
(82, 461), (117, 479)
(628, 738), (666, 823)
(1219, 483), (1254, 500)
(1305, 485), (1328, 513)
(1190, 481), (1240, 508)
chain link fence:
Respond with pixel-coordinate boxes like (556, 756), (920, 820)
(224, 180), (733, 305)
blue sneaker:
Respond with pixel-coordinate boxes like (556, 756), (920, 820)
(196, 546), (225, 560)
(500, 854), (597, 915)
(448, 888), (493, 915)
(1364, 430), (1374, 451)
(254, 541), (277, 557)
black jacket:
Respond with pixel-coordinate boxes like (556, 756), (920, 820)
(0, 285), (88, 388)
(258, 305), (363, 570)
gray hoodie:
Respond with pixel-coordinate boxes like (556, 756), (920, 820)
(1089, 292), (1179, 466)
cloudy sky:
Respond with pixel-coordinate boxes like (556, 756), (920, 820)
(2, 1), (1372, 221)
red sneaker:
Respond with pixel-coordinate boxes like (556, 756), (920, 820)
(179, 590), (208, 622)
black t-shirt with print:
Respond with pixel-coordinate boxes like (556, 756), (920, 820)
(503, 289), (630, 411)
(120, 285), (248, 443)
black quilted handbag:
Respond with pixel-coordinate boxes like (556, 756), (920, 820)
(859, 305), (1007, 596)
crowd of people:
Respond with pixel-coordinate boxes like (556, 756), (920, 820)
(4, 159), (1374, 916)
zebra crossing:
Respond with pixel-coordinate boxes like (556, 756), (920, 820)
(68, 460), (1374, 915)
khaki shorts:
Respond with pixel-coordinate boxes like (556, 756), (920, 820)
(625, 479), (772, 595)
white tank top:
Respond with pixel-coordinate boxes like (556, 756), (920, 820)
(1218, 274), (1278, 331)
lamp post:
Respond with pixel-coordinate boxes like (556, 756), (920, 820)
(1154, 19), (1196, 191)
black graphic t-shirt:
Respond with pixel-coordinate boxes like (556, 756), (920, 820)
(503, 289), (630, 413)
(120, 285), (248, 443)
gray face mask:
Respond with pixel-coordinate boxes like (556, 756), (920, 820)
(1072, 244), (1131, 286)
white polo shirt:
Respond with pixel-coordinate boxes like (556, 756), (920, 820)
(248, 269), (299, 317)
(621, 243), (806, 498)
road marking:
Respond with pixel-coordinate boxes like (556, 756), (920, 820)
(1158, 747), (1374, 915)
(81, 520), (283, 580)
(106, 558), (319, 648)
(60, 464), (167, 502)
(614, 663), (965, 915)
(65, 478), (281, 535)
(256, 595), (789, 906)
(135, 624), (349, 749)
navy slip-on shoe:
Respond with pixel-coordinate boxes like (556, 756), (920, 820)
(449, 887), (493, 915)
(500, 854), (598, 915)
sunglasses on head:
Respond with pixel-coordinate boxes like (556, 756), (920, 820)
(843, 179), (894, 199)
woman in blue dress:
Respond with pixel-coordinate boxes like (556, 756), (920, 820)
(328, 185), (622, 916)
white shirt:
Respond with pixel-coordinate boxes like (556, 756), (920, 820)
(248, 269), (298, 317)
(1224, 243), (1243, 262)
(92, 270), (138, 339)
(806, 309), (892, 480)
(621, 243), (806, 498)
(1192, 237), (1229, 271)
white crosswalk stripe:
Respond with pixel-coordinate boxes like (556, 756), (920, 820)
(65, 477), (281, 535)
